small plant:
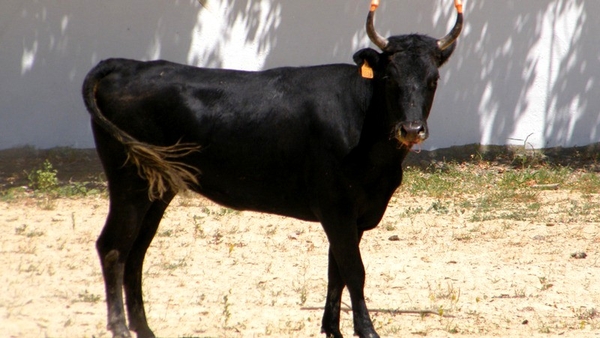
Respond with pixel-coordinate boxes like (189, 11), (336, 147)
(574, 307), (598, 321)
(37, 196), (58, 210)
(428, 281), (461, 317)
(162, 258), (187, 270)
(428, 200), (449, 214)
(212, 229), (223, 245)
(28, 159), (59, 192)
(76, 290), (101, 304)
(452, 232), (472, 242)
(158, 229), (174, 237)
(293, 261), (310, 306)
(383, 222), (396, 231)
(293, 278), (308, 306)
(14, 224), (44, 237)
(400, 206), (424, 218)
(192, 215), (206, 238)
(538, 276), (553, 291)
(222, 290), (232, 329)
(513, 288), (527, 298)
(265, 224), (277, 236)
(15, 224), (27, 235)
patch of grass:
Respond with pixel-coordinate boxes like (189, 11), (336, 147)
(56, 181), (104, 197)
(5, 159), (106, 204)
(571, 171), (600, 194)
(567, 200), (600, 222)
(401, 160), (599, 224)
(0, 187), (28, 202)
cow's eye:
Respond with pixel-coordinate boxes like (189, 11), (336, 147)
(429, 78), (438, 89)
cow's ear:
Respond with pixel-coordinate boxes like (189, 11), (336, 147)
(353, 48), (381, 70)
(438, 42), (456, 67)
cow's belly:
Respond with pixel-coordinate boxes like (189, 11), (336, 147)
(187, 162), (319, 222)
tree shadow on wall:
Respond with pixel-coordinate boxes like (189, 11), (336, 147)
(199, 0), (599, 149)
(189, 0), (384, 69)
(440, 0), (599, 149)
(7, 0), (598, 150)
(543, 0), (600, 147)
(188, 0), (282, 69)
(3, 0), (202, 148)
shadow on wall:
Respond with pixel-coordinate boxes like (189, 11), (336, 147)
(198, 0), (600, 149)
(0, 0), (375, 149)
(1, 0), (598, 149)
(0, 0), (202, 149)
(188, 0), (282, 69)
(187, 0), (392, 69)
(434, 0), (599, 149)
(542, 0), (600, 147)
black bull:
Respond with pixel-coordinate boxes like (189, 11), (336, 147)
(82, 2), (463, 337)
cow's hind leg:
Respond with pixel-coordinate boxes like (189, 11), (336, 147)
(96, 179), (154, 338)
(124, 192), (175, 338)
(97, 203), (151, 337)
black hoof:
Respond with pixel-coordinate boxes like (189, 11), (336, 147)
(322, 328), (344, 338)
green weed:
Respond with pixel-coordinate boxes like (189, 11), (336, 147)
(27, 159), (59, 192)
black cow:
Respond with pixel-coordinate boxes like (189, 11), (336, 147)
(82, 1), (463, 337)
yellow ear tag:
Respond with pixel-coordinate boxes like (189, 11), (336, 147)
(361, 61), (374, 79)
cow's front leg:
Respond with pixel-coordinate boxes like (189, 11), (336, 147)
(322, 223), (378, 338)
(321, 247), (345, 338)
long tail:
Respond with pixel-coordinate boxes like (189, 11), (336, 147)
(82, 60), (200, 201)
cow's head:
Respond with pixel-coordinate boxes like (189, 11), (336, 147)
(354, 0), (463, 148)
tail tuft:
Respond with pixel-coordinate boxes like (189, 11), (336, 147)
(125, 140), (201, 200)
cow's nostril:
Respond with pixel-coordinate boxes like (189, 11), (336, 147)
(400, 125), (409, 137)
(397, 122), (428, 144)
(401, 122), (424, 136)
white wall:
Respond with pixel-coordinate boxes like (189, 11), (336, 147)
(1, 0), (597, 150)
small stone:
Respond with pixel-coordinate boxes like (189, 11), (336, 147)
(388, 235), (400, 241)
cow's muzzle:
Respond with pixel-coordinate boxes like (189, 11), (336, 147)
(395, 121), (428, 147)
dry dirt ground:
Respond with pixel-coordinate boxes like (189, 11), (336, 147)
(0, 146), (599, 338)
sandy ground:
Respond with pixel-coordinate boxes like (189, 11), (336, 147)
(1, 188), (599, 338)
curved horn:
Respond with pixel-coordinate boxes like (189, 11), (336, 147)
(366, 0), (389, 51)
(437, 0), (464, 50)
